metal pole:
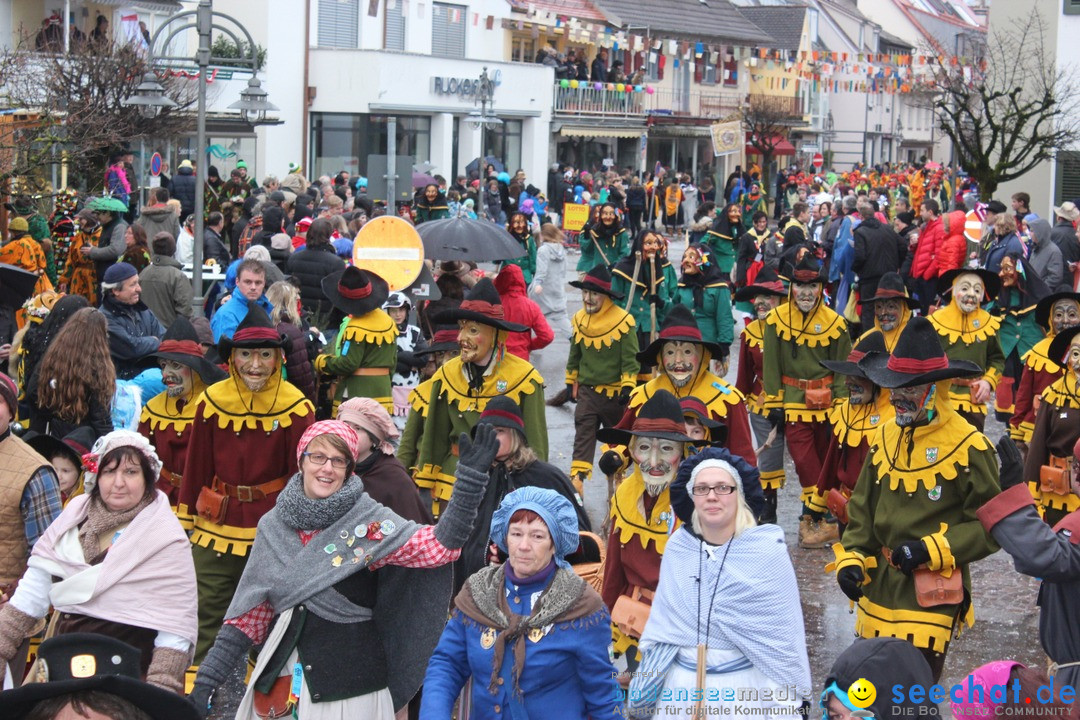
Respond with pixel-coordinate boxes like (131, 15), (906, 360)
(192, 0), (210, 309)
(387, 116), (397, 212)
(477, 116), (485, 221)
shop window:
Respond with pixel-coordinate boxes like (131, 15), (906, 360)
(1066, 0), (1080, 14)
(310, 113), (431, 179)
(318, 0), (359, 49)
(512, 35), (537, 63)
(483, 119), (522, 176)
(385, 0), (406, 51)
(433, 2), (467, 58)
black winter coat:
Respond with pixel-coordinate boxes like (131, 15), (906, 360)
(278, 321), (316, 402)
(853, 217), (907, 282)
(285, 244), (346, 320)
(171, 166), (197, 218)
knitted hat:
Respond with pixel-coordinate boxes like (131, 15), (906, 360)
(472, 396), (527, 443)
(568, 264), (624, 300)
(178, 159), (193, 170)
(0, 371), (16, 418)
(82, 430), (163, 496)
(336, 398), (399, 455)
(295, 216), (313, 234)
(102, 262), (138, 285)
(297, 420), (360, 467)
(236, 160), (248, 169)
(8, 217), (28, 233)
(489, 487), (580, 569)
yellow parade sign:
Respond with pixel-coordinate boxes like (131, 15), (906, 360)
(563, 203), (590, 232)
(352, 216), (425, 291)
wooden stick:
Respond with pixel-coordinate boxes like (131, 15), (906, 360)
(624, 251), (643, 309)
(649, 253), (659, 343)
(693, 643), (707, 718)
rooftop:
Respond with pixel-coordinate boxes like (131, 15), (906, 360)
(738, 5), (808, 51)
(590, 0), (775, 45)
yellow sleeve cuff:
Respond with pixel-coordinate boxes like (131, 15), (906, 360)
(620, 373), (637, 389)
(565, 370), (579, 384)
(313, 354), (327, 373)
(826, 544), (878, 575)
(983, 368), (1001, 389)
(762, 393), (783, 410)
(922, 522), (955, 575)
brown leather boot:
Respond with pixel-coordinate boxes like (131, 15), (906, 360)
(800, 518), (840, 549)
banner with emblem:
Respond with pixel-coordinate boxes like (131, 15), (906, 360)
(710, 120), (741, 157)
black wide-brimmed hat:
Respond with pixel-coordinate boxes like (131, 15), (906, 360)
(1047, 324), (1080, 369)
(151, 316), (227, 384)
(858, 316), (983, 388)
(472, 396), (528, 443)
(597, 389), (694, 446)
(863, 272), (919, 309)
(680, 396), (727, 446)
(24, 426), (96, 470)
(322, 266), (391, 317)
(430, 277), (529, 332)
(569, 264), (624, 300)
(218, 303), (288, 356)
(733, 267), (787, 302)
(415, 325), (460, 357)
(0, 633), (199, 720)
(821, 330), (887, 378)
(936, 267), (1000, 301)
(787, 254), (827, 284)
(1035, 291), (1080, 331)
(637, 304), (724, 365)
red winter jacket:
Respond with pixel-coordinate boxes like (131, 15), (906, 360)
(936, 211), (968, 275)
(493, 264), (554, 361)
(911, 215), (944, 281)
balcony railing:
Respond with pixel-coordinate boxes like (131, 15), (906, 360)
(747, 93), (805, 118)
(553, 83), (743, 121)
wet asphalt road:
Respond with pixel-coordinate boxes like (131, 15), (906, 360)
(210, 238), (1045, 719)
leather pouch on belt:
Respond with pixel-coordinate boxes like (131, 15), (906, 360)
(826, 489), (849, 525)
(913, 568), (963, 607)
(804, 387), (832, 410)
(611, 592), (651, 639)
(254, 676), (293, 719)
(1040, 457), (1072, 496)
(196, 485), (228, 524)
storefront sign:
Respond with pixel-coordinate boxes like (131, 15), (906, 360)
(563, 203), (590, 232)
(431, 70), (501, 99)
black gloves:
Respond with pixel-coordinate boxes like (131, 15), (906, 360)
(565, 383), (577, 402)
(648, 294), (663, 307)
(459, 424), (500, 472)
(618, 386), (632, 405)
(767, 408), (785, 433)
(598, 450), (624, 477)
(188, 685), (213, 720)
(837, 566), (864, 601)
(995, 435), (1024, 491)
(890, 540), (930, 576)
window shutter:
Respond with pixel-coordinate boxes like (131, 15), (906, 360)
(318, 0), (359, 49)
(432, 3), (466, 58)
(385, 1), (405, 51)
(1056, 151), (1080, 205)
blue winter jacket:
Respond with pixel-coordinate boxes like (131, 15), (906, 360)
(100, 295), (165, 380)
(210, 291), (274, 342)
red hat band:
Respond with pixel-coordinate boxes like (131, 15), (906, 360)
(583, 273), (612, 291)
(659, 325), (703, 342)
(886, 355), (948, 373)
(158, 339), (203, 357)
(460, 299), (505, 320)
(631, 417), (688, 435)
(480, 408), (524, 430)
(339, 280), (373, 300)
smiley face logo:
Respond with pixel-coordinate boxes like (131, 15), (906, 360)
(847, 678), (877, 709)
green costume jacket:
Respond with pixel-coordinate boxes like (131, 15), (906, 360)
(991, 292), (1045, 361)
(415, 204), (450, 224)
(832, 397), (1000, 652)
(565, 301), (638, 396)
(577, 225), (629, 272)
(610, 260), (678, 335)
(414, 352), (546, 504)
(673, 281), (735, 348)
(314, 309), (398, 413)
(928, 301), (1005, 415)
(704, 226), (738, 274)
(501, 233), (538, 284)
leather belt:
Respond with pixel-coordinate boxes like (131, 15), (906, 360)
(211, 475), (288, 502)
(351, 367), (390, 377)
(160, 470), (183, 488)
(781, 374), (833, 390)
(950, 378), (976, 387)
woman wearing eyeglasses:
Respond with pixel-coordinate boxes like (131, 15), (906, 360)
(628, 447), (812, 719)
(189, 419), (499, 720)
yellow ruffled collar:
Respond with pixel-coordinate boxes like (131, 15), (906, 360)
(340, 309), (398, 346)
(870, 387), (991, 493)
(630, 361), (745, 415)
(1023, 337), (1059, 374)
(929, 301), (1000, 344)
(200, 369), (313, 432)
(868, 306), (910, 352)
(432, 353), (542, 414)
(140, 378), (210, 433)
(829, 392), (894, 448)
(1041, 374), (1080, 410)
(572, 300), (635, 350)
(408, 378), (434, 416)
(765, 300), (847, 347)
(610, 468), (678, 552)
(742, 319), (764, 349)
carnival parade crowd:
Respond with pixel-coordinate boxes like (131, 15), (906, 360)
(0, 156), (1077, 720)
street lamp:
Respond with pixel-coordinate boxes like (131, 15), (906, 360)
(469, 66), (501, 220)
(123, 0), (274, 306)
(895, 116), (904, 164)
(824, 110), (835, 166)
(122, 73), (178, 119)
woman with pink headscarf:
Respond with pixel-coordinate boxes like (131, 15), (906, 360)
(338, 398), (433, 523)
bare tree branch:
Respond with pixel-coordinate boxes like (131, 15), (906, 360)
(741, 95), (798, 196)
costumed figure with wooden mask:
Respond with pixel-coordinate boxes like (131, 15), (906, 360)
(734, 268), (788, 523)
(990, 253), (1050, 423)
(831, 317), (999, 683)
(611, 230), (677, 383)
(857, 271), (916, 352)
(674, 243), (735, 375)
(814, 331), (893, 539)
(761, 255), (851, 547)
(139, 316), (227, 511)
(561, 265), (638, 497)
(577, 202), (629, 273)
(928, 268), (1005, 431)
(314, 266), (397, 415)
(177, 303), (315, 669)
(1010, 291), (1080, 454)
(397, 325), (459, 489)
(412, 278), (546, 518)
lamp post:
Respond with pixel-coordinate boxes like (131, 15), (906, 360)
(468, 66), (501, 220)
(824, 110), (835, 167)
(895, 116), (904, 165)
(122, 0), (276, 305)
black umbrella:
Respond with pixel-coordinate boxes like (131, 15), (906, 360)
(465, 155), (505, 178)
(417, 217), (526, 262)
(0, 264), (39, 309)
